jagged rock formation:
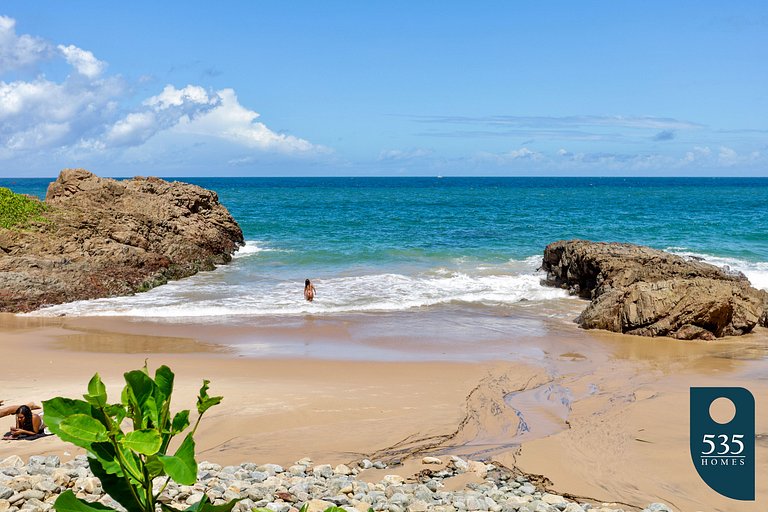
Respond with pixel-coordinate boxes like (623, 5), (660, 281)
(542, 240), (768, 340)
(0, 169), (244, 312)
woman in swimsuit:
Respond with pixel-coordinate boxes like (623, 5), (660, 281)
(3, 404), (44, 439)
(304, 279), (316, 302)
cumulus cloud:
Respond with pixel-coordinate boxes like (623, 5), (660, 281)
(145, 84), (215, 110)
(99, 85), (220, 147)
(0, 75), (125, 151)
(0, 15), (323, 170)
(172, 88), (320, 153)
(57, 44), (106, 78)
(0, 16), (51, 72)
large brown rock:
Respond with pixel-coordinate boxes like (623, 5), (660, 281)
(542, 240), (768, 340)
(0, 169), (244, 312)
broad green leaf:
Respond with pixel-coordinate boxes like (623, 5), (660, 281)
(89, 443), (124, 477)
(155, 365), (175, 431)
(124, 370), (154, 410)
(143, 396), (160, 429)
(171, 410), (190, 433)
(121, 429), (162, 455)
(174, 494), (242, 512)
(145, 454), (166, 479)
(155, 365), (175, 400)
(89, 457), (146, 512)
(104, 404), (128, 433)
(52, 490), (115, 512)
(196, 380), (222, 415)
(158, 433), (197, 485)
(124, 370), (155, 429)
(58, 414), (108, 444)
(83, 373), (108, 408)
(42, 397), (92, 433)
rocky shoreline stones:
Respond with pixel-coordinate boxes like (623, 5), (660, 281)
(542, 240), (768, 339)
(0, 455), (670, 512)
(0, 169), (244, 312)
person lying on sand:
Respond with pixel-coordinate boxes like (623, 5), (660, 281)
(2, 404), (46, 440)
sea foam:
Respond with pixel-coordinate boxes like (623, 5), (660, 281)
(30, 254), (570, 318)
(666, 249), (768, 291)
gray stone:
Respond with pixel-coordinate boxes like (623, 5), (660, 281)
(20, 490), (44, 501)
(0, 459), (23, 470)
(642, 505), (672, 512)
(312, 465), (333, 479)
(519, 484), (536, 495)
(261, 464), (284, 476)
(250, 471), (268, 483)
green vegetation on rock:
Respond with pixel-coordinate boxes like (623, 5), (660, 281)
(0, 187), (47, 228)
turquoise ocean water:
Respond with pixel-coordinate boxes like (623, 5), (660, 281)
(4, 177), (767, 319)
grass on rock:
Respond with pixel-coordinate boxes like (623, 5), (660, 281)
(0, 187), (47, 228)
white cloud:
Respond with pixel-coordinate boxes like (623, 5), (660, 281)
(57, 44), (106, 78)
(0, 16), (50, 72)
(145, 84), (215, 110)
(718, 146), (738, 165)
(0, 16), (324, 170)
(683, 146), (712, 163)
(378, 148), (432, 161)
(172, 88), (320, 153)
(104, 111), (157, 146)
(98, 85), (219, 148)
(0, 76), (125, 152)
(6, 122), (70, 150)
(476, 147), (544, 165)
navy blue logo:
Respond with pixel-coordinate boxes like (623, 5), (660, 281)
(690, 387), (754, 500)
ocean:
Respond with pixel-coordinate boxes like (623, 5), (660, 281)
(4, 177), (768, 320)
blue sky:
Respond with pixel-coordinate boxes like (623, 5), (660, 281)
(0, 1), (766, 176)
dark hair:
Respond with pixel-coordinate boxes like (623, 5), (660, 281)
(305, 279), (310, 287)
(15, 405), (34, 432)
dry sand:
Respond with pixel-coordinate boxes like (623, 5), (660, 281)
(0, 312), (766, 512)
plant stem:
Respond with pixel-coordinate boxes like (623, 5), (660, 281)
(143, 457), (153, 512)
(154, 475), (172, 502)
(101, 406), (147, 510)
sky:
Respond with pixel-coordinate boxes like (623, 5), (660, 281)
(0, 1), (766, 177)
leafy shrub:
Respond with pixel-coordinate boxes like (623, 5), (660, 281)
(0, 187), (47, 229)
(43, 364), (239, 512)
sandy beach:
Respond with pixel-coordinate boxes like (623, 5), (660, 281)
(0, 311), (766, 512)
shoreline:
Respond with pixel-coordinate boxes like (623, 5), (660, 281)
(1, 312), (767, 511)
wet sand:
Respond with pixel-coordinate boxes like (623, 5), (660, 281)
(1, 311), (766, 512)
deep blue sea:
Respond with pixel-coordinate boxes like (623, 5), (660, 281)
(4, 177), (767, 318)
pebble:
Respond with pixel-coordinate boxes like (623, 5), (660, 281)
(0, 455), (669, 512)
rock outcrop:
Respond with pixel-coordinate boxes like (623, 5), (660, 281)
(542, 240), (768, 340)
(0, 169), (244, 312)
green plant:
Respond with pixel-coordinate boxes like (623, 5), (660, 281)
(43, 364), (240, 512)
(0, 187), (47, 229)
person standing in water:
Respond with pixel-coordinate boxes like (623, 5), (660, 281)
(304, 279), (316, 301)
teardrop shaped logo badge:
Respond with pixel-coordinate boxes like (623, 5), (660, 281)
(690, 387), (755, 500)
